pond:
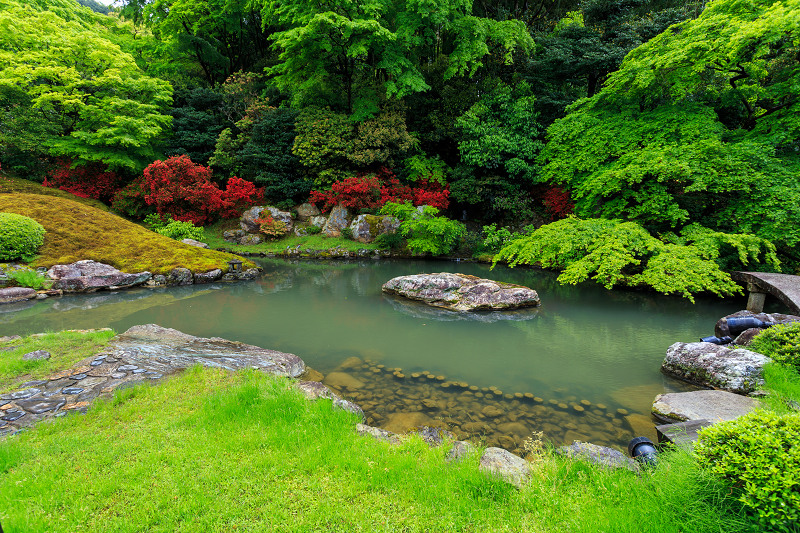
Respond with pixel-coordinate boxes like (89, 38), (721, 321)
(0, 258), (745, 454)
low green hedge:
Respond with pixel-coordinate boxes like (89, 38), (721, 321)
(0, 212), (45, 261)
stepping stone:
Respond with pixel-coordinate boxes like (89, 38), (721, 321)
(652, 390), (759, 424)
(62, 387), (84, 395)
(655, 419), (713, 447)
(1, 388), (41, 401)
(16, 399), (66, 415)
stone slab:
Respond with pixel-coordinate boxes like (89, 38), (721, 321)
(655, 419), (713, 447)
(652, 390), (759, 424)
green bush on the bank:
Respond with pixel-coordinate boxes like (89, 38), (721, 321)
(750, 323), (800, 372)
(695, 410), (800, 531)
(0, 212), (46, 261)
(380, 202), (465, 255)
(146, 215), (205, 242)
(7, 268), (50, 290)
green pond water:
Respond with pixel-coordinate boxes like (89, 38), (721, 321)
(0, 258), (746, 453)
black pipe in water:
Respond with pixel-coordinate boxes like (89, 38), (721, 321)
(700, 335), (733, 344)
(628, 437), (658, 467)
(726, 317), (775, 335)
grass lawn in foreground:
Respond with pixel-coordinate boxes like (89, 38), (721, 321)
(0, 364), (752, 532)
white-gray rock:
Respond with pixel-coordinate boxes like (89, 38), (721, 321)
(662, 342), (771, 394)
(181, 238), (209, 249)
(479, 447), (531, 487)
(349, 214), (400, 243)
(296, 203), (320, 220)
(323, 205), (350, 237)
(556, 441), (638, 472)
(652, 390), (760, 423)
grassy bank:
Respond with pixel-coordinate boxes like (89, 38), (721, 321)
(0, 193), (254, 274)
(0, 330), (755, 532)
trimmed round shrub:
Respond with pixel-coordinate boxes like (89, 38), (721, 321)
(695, 410), (800, 530)
(0, 212), (46, 261)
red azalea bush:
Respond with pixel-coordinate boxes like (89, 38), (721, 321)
(43, 159), (124, 203)
(114, 155), (263, 225)
(310, 168), (449, 213)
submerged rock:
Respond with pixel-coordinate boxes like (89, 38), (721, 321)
(661, 342), (770, 394)
(46, 260), (151, 292)
(382, 272), (540, 312)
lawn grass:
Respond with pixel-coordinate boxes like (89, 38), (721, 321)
(205, 220), (383, 254)
(0, 363), (752, 532)
(0, 329), (116, 392)
(0, 193), (255, 274)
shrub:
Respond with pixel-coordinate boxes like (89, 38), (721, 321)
(380, 202), (465, 256)
(256, 215), (288, 239)
(43, 160), (124, 203)
(111, 181), (155, 220)
(340, 227), (354, 240)
(0, 213), (46, 261)
(749, 323), (800, 372)
(8, 268), (51, 290)
(306, 225), (322, 235)
(695, 410), (800, 530)
(154, 219), (205, 242)
(480, 223), (516, 254)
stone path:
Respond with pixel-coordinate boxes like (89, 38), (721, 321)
(1, 324), (305, 437)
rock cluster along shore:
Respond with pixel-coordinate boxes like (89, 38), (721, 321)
(0, 259), (260, 306)
(382, 272), (541, 311)
(0, 325), (635, 487)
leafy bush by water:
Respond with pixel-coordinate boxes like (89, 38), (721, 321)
(7, 268), (50, 290)
(695, 410), (800, 531)
(380, 202), (465, 255)
(0, 212), (45, 261)
(749, 322), (800, 372)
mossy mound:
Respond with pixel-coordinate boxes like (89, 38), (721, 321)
(0, 193), (253, 274)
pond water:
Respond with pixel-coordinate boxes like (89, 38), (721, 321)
(0, 258), (745, 453)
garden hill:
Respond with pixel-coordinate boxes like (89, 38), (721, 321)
(0, 185), (252, 275)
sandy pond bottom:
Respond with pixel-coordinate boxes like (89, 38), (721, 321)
(1, 258), (748, 452)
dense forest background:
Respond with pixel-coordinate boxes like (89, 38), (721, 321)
(1, 0), (798, 269)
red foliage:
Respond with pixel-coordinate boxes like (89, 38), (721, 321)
(310, 168), (449, 213)
(43, 160), (124, 202)
(542, 185), (574, 220)
(138, 155), (262, 225)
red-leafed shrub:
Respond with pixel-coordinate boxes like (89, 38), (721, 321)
(310, 168), (449, 213)
(43, 160), (124, 202)
(542, 185), (574, 220)
(118, 155), (263, 225)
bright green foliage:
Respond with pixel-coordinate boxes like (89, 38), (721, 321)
(262, 0), (533, 116)
(750, 322), (800, 372)
(0, 213), (46, 262)
(0, 0), (173, 172)
(380, 202), (465, 255)
(154, 219), (206, 242)
(478, 223), (519, 254)
(403, 154), (449, 185)
(695, 410), (800, 531)
(457, 81), (543, 183)
(7, 268), (50, 290)
(540, 0), (800, 249)
(492, 217), (756, 301)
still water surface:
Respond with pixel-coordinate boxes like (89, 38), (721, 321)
(1, 258), (742, 451)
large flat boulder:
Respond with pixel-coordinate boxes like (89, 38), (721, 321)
(652, 390), (759, 424)
(661, 342), (770, 394)
(47, 260), (150, 292)
(109, 324), (305, 378)
(382, 273), (540, 312)
(0, 287), (37, 304)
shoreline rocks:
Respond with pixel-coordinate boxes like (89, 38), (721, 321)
(382, 272), (541, 312)
(652, 390), (759, 424)
(661, 341), (771, 394)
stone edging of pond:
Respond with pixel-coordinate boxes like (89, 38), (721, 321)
(0, 324), (638, 487)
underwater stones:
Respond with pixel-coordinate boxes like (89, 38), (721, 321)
(382, 411), (437, 434)
(651, 390), (759, 424)
(624, 413), (657, 441)
(382, 273), (540, 312)
(662, 342), (771, 394)
(482, 405), (504, 418)
(300, 367), (324, 382)
(0, 287), (37, 304)
(557, 441), (638, 472)
(410, 426), (456, 447)
(324, 372), (365, 390)
(479, 447), (531, 487)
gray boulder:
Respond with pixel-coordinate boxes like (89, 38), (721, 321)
(47, 260), (151, 292)
(652, 390), (760, 423)
(323, 205), (350, 237)
(110, 324), (305, 378)
(479, 447), (531, 487)
(382, 272), (541, 312)
(223, 229), (246, 243)
(239, 234), (263, 245)
(296, 203), (320, 220)
(556, 441), (638, 472)
(310, 215), (327, 229)
(662, 342), (771, 394)
(181, 238), (208, 249)
(193, 269), (223, 284)
(240, 206), (293, 235)
(0, 287), (37, 304)
(166, 267), (193, 286)
(22, 350), (50, 361)
(715, 310), (800, 345)
(349, 214), (401, 243)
